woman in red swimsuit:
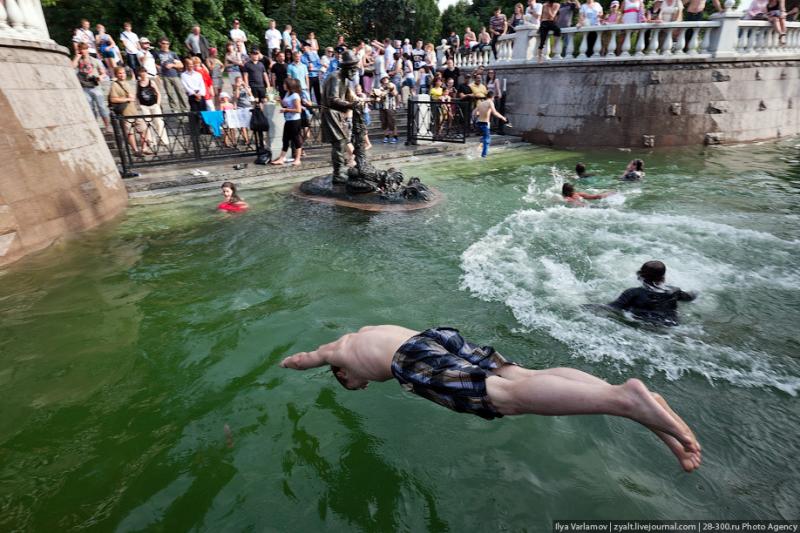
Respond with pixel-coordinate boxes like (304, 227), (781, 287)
(218, 181), (249, 212)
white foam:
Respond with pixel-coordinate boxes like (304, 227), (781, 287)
(460, 206), (800, 395)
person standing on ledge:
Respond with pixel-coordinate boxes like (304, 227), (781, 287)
(473, 91), (507, 158)
(606, 260), (697, 326)
(281, 325), (701, 473)
(320, 50), (361, 184)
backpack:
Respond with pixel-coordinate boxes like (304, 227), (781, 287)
(249, 105), (270, 132)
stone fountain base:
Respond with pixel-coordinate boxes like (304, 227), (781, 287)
(294, 174), (441, 212)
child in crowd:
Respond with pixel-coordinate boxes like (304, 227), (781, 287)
(219, 92), (236, 147)
(218, 181), (249, 212)
(232, 77), (251, 144)
(372, 76), (399, 144)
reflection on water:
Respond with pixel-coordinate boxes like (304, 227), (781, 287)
(1, 139), (799, 531)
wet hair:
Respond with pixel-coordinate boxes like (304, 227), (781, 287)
(562, 183), (575, 196)
(638, 260), (666, 284)
(632, 158), (644, 171)
(576, 162), (586, 174)
(330, 365), (360, 390)
(221, 181), (242, 204)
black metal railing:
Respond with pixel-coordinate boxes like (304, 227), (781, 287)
(110, 106), (324, 176)
(406, 99), (471, 145)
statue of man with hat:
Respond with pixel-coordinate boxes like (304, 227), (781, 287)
(320, 50), (362, 184)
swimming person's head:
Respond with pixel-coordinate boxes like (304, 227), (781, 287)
(221, 181), (241, 204)
(562, 183), (575, 197)
(637, 260), (666, 284)
(629, 159), (644, 172)
(576, 162), (586, 175)
(330, 365), (368, 390)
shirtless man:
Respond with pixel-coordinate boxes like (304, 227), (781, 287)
(281, 325), (702, 472)
(538, 0), (562, 62)
(473, 91), (508, 158)
(562, 182), (610, 205)
(684, 0), (722, 19)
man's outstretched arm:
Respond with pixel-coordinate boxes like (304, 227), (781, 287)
(280, 349), (328, 370)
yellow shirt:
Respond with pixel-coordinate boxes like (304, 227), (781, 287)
(469, 82), (488, 99)
(429, 86), (444, 101)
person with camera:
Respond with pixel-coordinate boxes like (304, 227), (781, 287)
(73, 42), (111, 134)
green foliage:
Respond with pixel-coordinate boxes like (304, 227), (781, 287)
(43, 0), (443, 53)
(441, 0), (480, 36)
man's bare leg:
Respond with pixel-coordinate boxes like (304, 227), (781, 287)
(486, 374), (699, 464)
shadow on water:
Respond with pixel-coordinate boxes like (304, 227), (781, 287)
(283, 389), (448, 533)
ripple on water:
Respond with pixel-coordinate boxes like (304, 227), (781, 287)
(460, 205), (800, 394)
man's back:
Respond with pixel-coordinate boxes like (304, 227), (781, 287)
(608, 283), (696, 325)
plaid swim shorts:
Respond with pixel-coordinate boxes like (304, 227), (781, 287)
(391, 327), (515, 420)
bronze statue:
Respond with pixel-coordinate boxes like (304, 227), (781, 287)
(305, 50), (433, 205)
(320, 50), (360, 184)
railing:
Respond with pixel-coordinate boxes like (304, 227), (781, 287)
(0, 0), (51, 42)
(737, 21), (800, 54)
(110, 107), (324, 175)
(407, 99), (471, 145)
(454, 17), (800, 67)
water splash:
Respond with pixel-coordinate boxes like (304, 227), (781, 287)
(460, 206), (800, 395)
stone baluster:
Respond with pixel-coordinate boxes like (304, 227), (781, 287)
(647, 28), (661, 54)
(552, 35), (563, 60)
(592, 29), (602, 56)
(620, 29), (632, 57)
(565, 34), (575, 59)
(577, 30), (588, 59)
(674, 27), (687, 55)
(1, 0), (50, 40)
(607, 30), (617, 57)
(0, 1), (9, 31)
(701, 26), (713, 53)
(746, 27), (758, 53)
(663, 27), (674, 55)
(483, 49), (491, 65)
(635, 28), (646, 56)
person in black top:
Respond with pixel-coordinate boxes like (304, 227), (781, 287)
(270, 51), (289, 98)
(441, 58), (460, 84)
(606, 261), (697, 326)
(242, 47), (269, 102)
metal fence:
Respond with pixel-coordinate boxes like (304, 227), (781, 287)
(406, 99), (471, 145)
(110, 106), (324, 176)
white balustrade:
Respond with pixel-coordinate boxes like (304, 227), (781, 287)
(453, 19), (798, 72)
(0, 0), (51, 41)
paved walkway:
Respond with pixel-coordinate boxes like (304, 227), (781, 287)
(126, 136), (525, 203)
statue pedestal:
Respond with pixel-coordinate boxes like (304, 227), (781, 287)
(294, 175), (441, 212)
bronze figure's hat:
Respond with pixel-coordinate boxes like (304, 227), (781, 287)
(339, 50), (359, 67)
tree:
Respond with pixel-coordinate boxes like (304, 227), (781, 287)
(441, 0), (480, 37)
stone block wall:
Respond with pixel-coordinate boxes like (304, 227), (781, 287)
(0, 38), (127, 267)
(493, 59), (799, 148)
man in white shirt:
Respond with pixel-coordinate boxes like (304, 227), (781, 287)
(265, 20), (282, 58)
(138, 38), (158, 78)
(181, 60), (207, 111)
(72, 19), (97, 56)
(578, 0), (603, 57)
(229, 19), (247, 54)
(120, 21), (141, 71)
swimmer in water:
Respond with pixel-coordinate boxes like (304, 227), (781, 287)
(562, 183), (611, 205)
(218, 181), (249, 212)
(621, 159), (645, 181)
(575, 162), (594, 179)
(281, 325), (702, 472)
(606, 260), (697, 326)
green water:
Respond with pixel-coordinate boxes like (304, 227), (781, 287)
(1, 141), (799, 532)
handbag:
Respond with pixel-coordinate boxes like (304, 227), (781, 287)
(249, 105), (270, 132)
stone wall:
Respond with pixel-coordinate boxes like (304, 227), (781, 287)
(493, 58), (799, 148)
(0, 38), (127, 267)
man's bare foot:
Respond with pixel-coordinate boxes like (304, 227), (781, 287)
(291, 160), (302, 166)
(270, 159), (285, 165)
(647, 426), (702, 472)
(622, 379), (699, 453)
